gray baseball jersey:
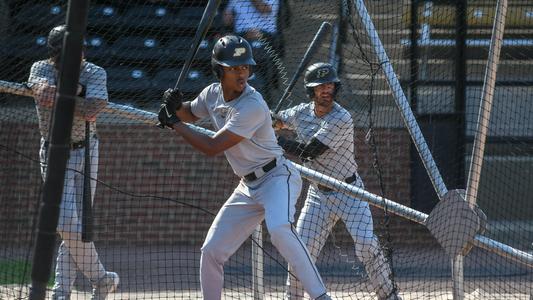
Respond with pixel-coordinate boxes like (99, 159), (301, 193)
(191, 83), (283, 177)
(277, 101), (358, 180)
(191, 83), (328, 299)
(29, 59), (108, 142)
(29, 59), (109, 296)
(279, 102), (397, 299)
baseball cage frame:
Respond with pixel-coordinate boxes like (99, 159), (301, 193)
(1, 0), (533, 299)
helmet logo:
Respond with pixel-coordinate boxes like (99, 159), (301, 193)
(233, 47), (246, 57)
(317, 68), (330, 78)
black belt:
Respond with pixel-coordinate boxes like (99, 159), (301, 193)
(317, 173), (358, 193)
(43, 135), (96, 150)
(243, 159), (277, 181)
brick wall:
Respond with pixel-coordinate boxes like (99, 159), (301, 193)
(0, 121), (436, 248)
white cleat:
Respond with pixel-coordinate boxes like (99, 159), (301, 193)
(315, 294), (333, 300)
(90, 271), (119, 300)
(50, 291), (70, 300)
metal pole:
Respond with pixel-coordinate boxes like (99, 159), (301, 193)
(459, 1), (508, 296)
(293, 164), (533, 268)
(352, 0), (448, 198)
(252, 225), (264, 300)
(465, 0), (508, 208)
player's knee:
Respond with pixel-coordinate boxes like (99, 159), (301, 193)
(268, 223), (293, 247)
(201, 241), (230, 265)
(355, 235), (380, 261)
(57, 228), (81, 243)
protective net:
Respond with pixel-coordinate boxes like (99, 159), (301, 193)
(1, 0), (532, 299)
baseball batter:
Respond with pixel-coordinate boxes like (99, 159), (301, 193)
(157, 35), (332, 300)
(29, 25), (118, 300)
(274, 63), (401, 300)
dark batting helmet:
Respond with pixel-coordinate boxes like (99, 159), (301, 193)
(211, 35), (256, 79)
(304, 62), (341, 98)
(47, 24), (67, 58)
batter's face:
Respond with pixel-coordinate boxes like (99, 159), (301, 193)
(312, 82), (336, 117)
(221, 65), (250, 101)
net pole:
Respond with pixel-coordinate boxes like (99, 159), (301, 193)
(457, 1), (508, 299)
(351, 0), (448, 198)
(465, 0), (508, 209)
(29, 1), (89, 299)
(252, 225), (264, 300)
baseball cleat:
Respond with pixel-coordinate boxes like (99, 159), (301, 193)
(315, 293), (333, 300)
(50, 291), (70, 300)
(90, 271), (119, 300)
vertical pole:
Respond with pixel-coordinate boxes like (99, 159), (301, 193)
(29, 1), (89, 299)
(451, 255), (465, 299)
(459, 0), (508, 293)
(252, 224), (264, 300)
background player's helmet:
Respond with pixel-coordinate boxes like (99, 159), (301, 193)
(304, 62), (341, 98)
(211, 35), (256, 79)
(47, 24), (67, 58)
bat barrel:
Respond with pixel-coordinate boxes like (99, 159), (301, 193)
(173, 0), (221, 90)
(273, 21), (331, 114)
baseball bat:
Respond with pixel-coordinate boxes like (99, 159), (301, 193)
(273, 21), (332, 114)
(0, 79), (179, 129)
(0, 79), (156, 123)
(0, 80), (34, 97)
(81, 121), (94, 242)
(173, 0), (221, 90)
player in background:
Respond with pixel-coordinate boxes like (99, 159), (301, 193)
(29, 25), (119, 300)
(157, 35), (332, 300)
(273, 62), (402, 300)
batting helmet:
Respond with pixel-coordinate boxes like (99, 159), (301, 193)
(304, 62), (341, 98)
(47, 24), (67, 58)
(211, 35), (256, 79)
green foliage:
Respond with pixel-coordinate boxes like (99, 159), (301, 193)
(0, 260), (54, 286)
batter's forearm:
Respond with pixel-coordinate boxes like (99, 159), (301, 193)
(172, 123), (220, 156)
(176, 102), (200, 123)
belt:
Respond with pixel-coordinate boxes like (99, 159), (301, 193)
(43, 135), (96, 150)
(243, 158), (277, 182)
(317, 173), (358, 193)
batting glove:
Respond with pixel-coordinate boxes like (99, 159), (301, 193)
(162, 88), (183, 112)
(157, 103), (181, 129)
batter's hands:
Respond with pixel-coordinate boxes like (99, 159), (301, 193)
(162, 88), (183, 112)
(31, 80), (56, 108)
(158, 103), (181, 129)
(270, 111), (285, 131)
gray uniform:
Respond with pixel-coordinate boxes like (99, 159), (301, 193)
(279, 102), (396, 299)
(191, 83), (328, 300)
(29, 59), (108, 295)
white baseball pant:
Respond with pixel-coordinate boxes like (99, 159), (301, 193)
(39, 138), (106, 294)
(287, 180), (395, 299)
(200, 157), (328, 300)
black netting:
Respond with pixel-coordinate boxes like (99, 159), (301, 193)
(1, 0), (532, 299)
